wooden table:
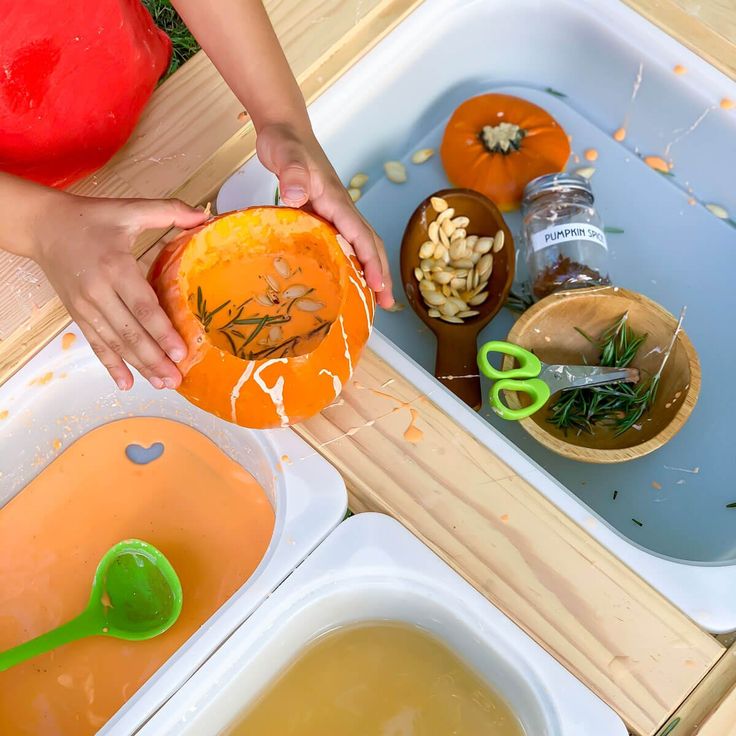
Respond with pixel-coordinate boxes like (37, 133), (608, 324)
(1, 2), (735, 734)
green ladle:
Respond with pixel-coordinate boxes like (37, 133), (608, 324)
(0, 539), (182, 672)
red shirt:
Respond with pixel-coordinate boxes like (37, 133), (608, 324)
(0, 0), (171, 187)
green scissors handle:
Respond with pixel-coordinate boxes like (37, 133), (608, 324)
(477, 341), (551, 421)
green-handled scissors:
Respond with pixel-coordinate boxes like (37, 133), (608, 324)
(477, 341), (639, 421)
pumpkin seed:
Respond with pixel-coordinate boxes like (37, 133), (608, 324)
(428, 308), (441, 317)
(265, 274), (279, 291)
(450, 228), (467, 242)
(457, 310), (480, 318)
(423, 291), (446, 306)
(273, 257), (291, 278)
(478, 254), (493, 277)
(440, 301), (460, 317)
(436, 207), (455, 224)
(441, 218), (456, 236)
(474, 237), (493, 254)
(450, 277), (467, 290)
(428, 221), (440, 244)
(449, 240), (465, 261)
(469, 291), (489, 305)
(453, 268), (469, 278)
(448, 296), (468, 311)
(470, 251), (482, 265)
(433, 243), (448, 261)
(706, 203), (729, 219)
(348, 187), (361, 202)
(441, 284), (451, 297)
(430, 196), (448, 212)
(493, 230), (505, 252)
(439, 227), (451, 248)
(256, 294), (274, 307)
(413, 267), (424, 281)
(575, 166), (596, 179)
(474, 270), (481, 289)
(420, 258), (434, 272)
(269, 325), (283, 342)
(419, 279), (436, 292)
(434, 271), (453, 285)
(295, 298), (325, 312)
(384, 160), (407, 183)
(465, 235), (479, 250)
(411, 148), (435, 164)
(465, 270), (474, 292)
(419, 241), (436, 259)
(452, 215), (470, 228)
(282, 284), (310, 299)
(441, 315), (464, 324)
(384, 302), (406, 312)
(452, 258), (475, 269)
(350, 172), (369, 188)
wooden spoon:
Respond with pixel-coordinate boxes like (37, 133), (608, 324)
(400, 188), (515, 410)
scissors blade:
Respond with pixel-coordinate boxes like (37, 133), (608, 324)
(539, 364), (639, 393)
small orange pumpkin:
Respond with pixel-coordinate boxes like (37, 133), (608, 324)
(440, 93), (570, 211)
(149, 207), (375, 429)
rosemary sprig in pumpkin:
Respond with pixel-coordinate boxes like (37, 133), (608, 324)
(548, 312), (657, 437)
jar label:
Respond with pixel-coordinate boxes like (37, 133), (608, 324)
(530, 223), (608, 253)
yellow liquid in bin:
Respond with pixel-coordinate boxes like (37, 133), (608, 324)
(225, 622), (526, 736)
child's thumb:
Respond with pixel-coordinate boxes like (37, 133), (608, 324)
(129, 198), (208, 231)
(278, 160), (310, 207)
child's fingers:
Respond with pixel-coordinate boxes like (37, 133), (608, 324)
(76, 318), (133, 391)
(316, 190), (394, 306)
(101, 293), (182, 390)
(123, 197), (209, 233)
(115, 261), (187, 364)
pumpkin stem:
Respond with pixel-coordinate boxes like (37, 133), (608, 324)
(479, 122), (526, 154)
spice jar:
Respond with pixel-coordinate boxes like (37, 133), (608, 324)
(521, 173), (611, 300)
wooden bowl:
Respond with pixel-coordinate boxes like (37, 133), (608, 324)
(504, 286), (701, 463)
(400, 188), (515, 410)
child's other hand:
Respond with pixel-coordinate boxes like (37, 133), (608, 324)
(33, 194), (208, 390)
(256, 123), (395, 309)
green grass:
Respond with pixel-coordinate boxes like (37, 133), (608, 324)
(143, 0), (200, 79)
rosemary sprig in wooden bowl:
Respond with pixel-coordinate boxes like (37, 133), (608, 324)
(548, 312), (659, 437)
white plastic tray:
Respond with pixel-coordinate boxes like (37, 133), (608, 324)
(136, 513), (627, 736)
(217, 0), (736, 632)
(0, 325), (347, 735)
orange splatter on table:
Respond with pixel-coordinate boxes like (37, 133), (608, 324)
(613, 127), (626, 142)
(644, 156), (671, 173)
(721, 98), (735, 110)
(673, 64), (687, 75)
(61, 333), (76, 351)
(584, 148), (598, 161)
(29, 372), (54, 386)
(0, 417), (274, 736)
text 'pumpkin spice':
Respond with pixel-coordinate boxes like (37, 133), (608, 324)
(149, 208), (375, 429)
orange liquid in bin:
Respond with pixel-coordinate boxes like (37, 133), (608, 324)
(0, 417), (275, 736)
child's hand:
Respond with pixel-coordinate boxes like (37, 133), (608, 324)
(256, 123), (395, 309)
(32, 194), (208, 390)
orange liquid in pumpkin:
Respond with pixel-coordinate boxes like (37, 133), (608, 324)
(0, 417), (275, 736)
(189, 252), (340, 360)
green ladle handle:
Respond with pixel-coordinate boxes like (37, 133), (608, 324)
(0, 609), (99, 672)
(490, 378), (551, 421)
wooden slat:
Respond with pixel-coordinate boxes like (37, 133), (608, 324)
(293, 348), (722, 736)
(654, 642), (736, 735)
(624, 0), (736, 78)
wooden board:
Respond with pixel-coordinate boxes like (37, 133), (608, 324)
(1, 1), (736, 734)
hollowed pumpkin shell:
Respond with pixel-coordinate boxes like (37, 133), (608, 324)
(149, 207), (375, 429)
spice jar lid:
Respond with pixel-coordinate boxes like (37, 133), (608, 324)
(523, 173), (594, 204)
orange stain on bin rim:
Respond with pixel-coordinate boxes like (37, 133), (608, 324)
(0, 410), (8, 420)
(613, 127), (626, 142)
(61, 333), (76, 350)
(29, 371), (53, 386)
(584, 148), (598, 161)
(0, 417), (275, 736)
(644, 156), (671, 173)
